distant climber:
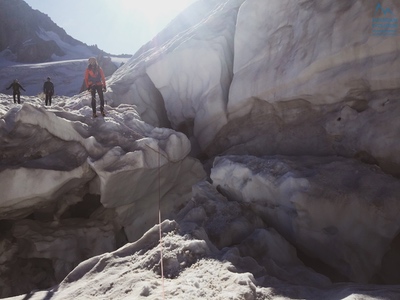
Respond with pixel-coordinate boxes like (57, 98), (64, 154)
(6, 79), (25, 104)
(43, 77), (54, 106)
(84, 57), (106, 118)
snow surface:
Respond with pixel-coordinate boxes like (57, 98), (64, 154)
(0, 25), (130, 97)
(0, 56), (129, 98)
(1, 90), (400, 299)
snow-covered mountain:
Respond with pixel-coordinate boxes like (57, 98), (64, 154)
(1, 0), (400, 299)
(0, 0), (129, 97)
(0, 0), (109, 63)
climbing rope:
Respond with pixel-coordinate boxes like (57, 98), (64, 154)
(144, 143), (167, 299)
(158, 149), (166, 299)
(97, 113), (168, 298)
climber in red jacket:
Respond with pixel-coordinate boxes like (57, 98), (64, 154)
(84, 57), (106, 118)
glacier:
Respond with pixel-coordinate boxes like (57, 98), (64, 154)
(1, 0), (400, 299)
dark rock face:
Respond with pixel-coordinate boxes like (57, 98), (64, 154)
(16, 38), (66, 63)
(0, 0), (106, 62)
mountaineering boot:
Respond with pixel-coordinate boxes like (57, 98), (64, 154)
(93, 113), (98, 118)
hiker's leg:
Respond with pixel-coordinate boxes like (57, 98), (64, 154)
(98, 87), (105, 113)
(91, 88), (97, 114)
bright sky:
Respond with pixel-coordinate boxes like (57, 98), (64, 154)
(24, 0), (197, 55)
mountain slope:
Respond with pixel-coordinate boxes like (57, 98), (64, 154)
(0, 0), (107, 63)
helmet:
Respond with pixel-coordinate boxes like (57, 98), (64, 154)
(47, 77), (51, 80)
(88, 57), (97, 64)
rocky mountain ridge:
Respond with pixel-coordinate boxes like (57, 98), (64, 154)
(0, 0), (108, 63)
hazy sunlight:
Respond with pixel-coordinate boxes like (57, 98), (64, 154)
(120, 0), (193, 20)
(24, 0), (197, 54)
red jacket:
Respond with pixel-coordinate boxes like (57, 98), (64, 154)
(85, 65), (106, 88)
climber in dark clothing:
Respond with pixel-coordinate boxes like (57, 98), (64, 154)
(43, 77), (54, 106)
(6, 79), (25, 104)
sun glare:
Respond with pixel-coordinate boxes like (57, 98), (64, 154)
(100, 0), (196, 53)
(119, 0), (193, 20)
